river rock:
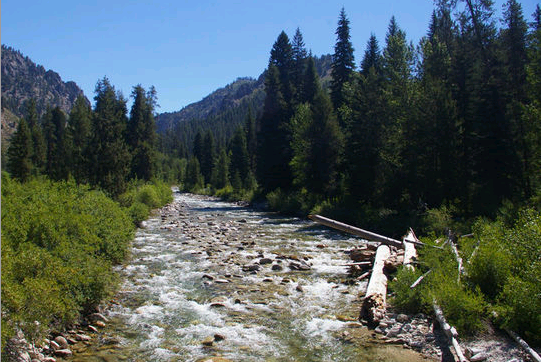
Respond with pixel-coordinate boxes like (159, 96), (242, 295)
(42, 357), (57, 362)
(75, 333), (92, 341)
(289, 261), (311, 271)
(259, 258), (273, 265)
(213, 334), (226, 341)
(90, 313), (109, 323)
(396, 314), (409, 323)
(242, 264), (260, 272)
(54, 336), (69, 349)
(201, 336), (214, 346)
(95, 321), (106, 328)
(54, 349), (72, 358)
(49, 340), (61, 350)
(271, 264), (283, 271)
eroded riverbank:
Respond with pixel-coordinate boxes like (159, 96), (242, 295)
(62, 192), (436, 362)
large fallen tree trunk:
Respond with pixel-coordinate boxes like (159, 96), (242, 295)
(308, 215), (403, 248)
(433, 302), (468, 362)
(361, 245), (390, 324)
(403, 229), (418, 271)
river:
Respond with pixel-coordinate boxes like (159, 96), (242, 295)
(71, 192), (432, 362)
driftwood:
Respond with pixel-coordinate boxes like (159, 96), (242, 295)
(342, 261), (372, 266)
(403, 229), (418, 270)
(433, 302), (468, 362)
(410, 269), (431, 289)
(308, 214), (403, 248)
(505, 328), (541, 362)
(357, 271), (371, 281)
(361, 245), (391, 323)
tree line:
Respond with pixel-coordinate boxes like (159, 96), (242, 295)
(6, 78), (158, 197)
(173, 0), (540, 232)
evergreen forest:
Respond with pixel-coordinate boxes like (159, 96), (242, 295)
(2, 0), (541, 356)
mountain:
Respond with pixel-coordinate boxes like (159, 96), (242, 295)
(156, 54), (332, 152)
(1, 45), (88, 119)
(156, 76), (265, 133)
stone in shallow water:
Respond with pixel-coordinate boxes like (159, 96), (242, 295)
(201, 336), (214, 346)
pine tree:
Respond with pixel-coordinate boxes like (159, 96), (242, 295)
(360, 34), (381, 76)
(88, 77), (131, 196)
(500, 0), (530, 197)
(291, 67), (343, 197)
(42, 107), (68, 180)
(193, 130), (204, 166)
(67, 96), (92, 183)
(229, 127), (250, 187)
(24, 99), (46, 174)
(270, 31), (295, 107)
(244, 107), (257, 172)
(256, 64), (292, 192)
(377, 16), (415, 207)
(127, 85), (157, 181)
(292, 28), (308, 103)
(214, 148), (230, 189)
(7, 119), (33, 182)
(331, 8), (355, 110)
(302, 56), (320, 104)
(185, 157), (204, 191)
(201, 131), (215, 185)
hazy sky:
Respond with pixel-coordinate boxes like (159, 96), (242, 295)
(3, 0), (539, 113)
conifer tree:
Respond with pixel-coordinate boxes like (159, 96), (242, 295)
(360, 34), (382, 76)
(193, 131), (204, 166)
(214, 148), (230, 189)
(42, 107), (68, 180)
(331, 8), (355, 110)
(229, 127), (250, 187)
(201, 131), (215, 185)
(500, 0), (530, 196)
(270, 31), (295, 107)
(7, 119), (33, 182)
(67, 96), (92, 183)
(378, 16), (414, 207)
(88, 77), (131, 196)
(185, 157), (204, 191)
(256, 64), (292, 192)
(23, 99), (46, 174)
(127, 85), (157, 181)
(292, 28), (308, 103)
(302, 56), (320, 104)
(244, 107), (257, 172)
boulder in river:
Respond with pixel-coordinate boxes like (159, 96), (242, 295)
(289, 261), (311, 271)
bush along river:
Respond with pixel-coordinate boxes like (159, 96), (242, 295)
(67, 191), (435, 362)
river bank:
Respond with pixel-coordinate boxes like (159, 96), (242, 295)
(8, 192), (533, 362)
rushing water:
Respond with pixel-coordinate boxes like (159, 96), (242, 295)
(71, 192), (430, 362)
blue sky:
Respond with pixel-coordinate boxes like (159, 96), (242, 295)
(3, 0), (539, 113)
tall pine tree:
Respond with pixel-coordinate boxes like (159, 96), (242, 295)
(89, 77), (131, 196)
(7, 119), (33, 182)
(331, 8), (355, 111)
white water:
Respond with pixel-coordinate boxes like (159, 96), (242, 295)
(72, 192), (409, 362)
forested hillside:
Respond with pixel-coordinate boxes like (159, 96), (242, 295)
(157, 53), (332, 156)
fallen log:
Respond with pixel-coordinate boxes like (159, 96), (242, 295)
(308, 214), (403, 248)
(505, 328), (541, 362)
(342, 261), (372, 266)
(403, 230), (418, 271)
(410, 269), (431, 289)
(360, 245), (390, 324)
(357, 271), (371, 281)
(433, 302), (468, 362)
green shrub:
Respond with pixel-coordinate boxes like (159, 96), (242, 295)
(389, 267), (427, 314)
(1, 175), (134, 350)
(128, 201), (151, 226)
